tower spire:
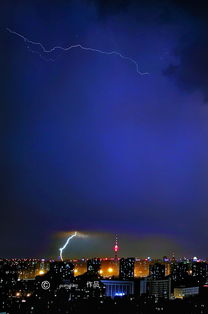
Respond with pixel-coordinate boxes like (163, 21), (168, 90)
(114, 234), (119, 262)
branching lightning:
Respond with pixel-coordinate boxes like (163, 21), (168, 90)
(6, 28), (148, 75)
(59, 231), (77, 261)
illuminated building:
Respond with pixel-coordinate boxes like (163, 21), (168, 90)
(49, 261), (74, 280)
(147, 277), (171, 301)
(101, 280), (134, 298)
(73, 259), (120, 278)
(164, 262), (170, 276)
(87, 258), (101, 275)
(134, 260), (170, 278)
(174, 286), (199, 299)
(192, 262), (208, 282)
(134, 259), (150, 277)
(171, 262), (190, 282)
(139, 278), (148, 295)
(100, 260), (119, 277)
(149, 263), (165, 280)
(70, 258), (171, 279)
(163, 256), (169, 262)
(119, 258), (135, 280)
(72, 259), (87, 277)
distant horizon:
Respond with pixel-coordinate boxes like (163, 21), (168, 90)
(1, 255), (207, 261)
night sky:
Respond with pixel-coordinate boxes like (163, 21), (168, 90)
(1, 0), (208, 259)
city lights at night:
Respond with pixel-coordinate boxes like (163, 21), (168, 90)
(2, 0), (208, 313)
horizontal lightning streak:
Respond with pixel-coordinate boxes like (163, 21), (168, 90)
(6, 28), (148, 75)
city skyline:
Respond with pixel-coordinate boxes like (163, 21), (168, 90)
(2, 1), (208, 312)
(2, 255), (208, 313)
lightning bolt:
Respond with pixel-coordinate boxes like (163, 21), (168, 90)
(59, 231), (77, 261)
(6, 28), (148, 75)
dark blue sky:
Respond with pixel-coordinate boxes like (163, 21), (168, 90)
(1, 0), (208, 258)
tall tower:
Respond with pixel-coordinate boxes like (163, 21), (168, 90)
(114, 234), (119, 262)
